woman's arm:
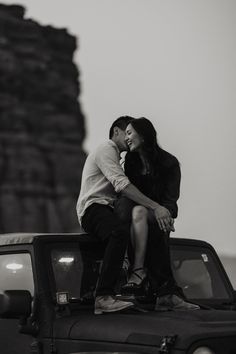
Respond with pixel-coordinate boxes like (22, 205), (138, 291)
(160, 162), (181, 219)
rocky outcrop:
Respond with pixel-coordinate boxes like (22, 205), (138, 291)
(0, 4), (86, 232)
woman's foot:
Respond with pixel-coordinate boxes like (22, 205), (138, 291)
(121, 268), (148, 295)
(128, 268), (147, 286)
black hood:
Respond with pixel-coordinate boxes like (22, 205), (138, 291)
(54, 309), (236, 351)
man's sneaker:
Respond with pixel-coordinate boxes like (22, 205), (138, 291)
(94, 295), (134, 315)
(155, 294), (200, 311)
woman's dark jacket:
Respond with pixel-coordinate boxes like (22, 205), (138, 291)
(124, 149), (181, 218)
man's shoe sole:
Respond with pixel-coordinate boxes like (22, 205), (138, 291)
(174, 304), (200, 310)
(155, 304), (200, 311)
(94, 302), (134, 315)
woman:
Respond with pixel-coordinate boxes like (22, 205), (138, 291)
(114, 117), (191, 308)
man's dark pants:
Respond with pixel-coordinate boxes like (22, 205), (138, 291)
(81, 203), (130, 297)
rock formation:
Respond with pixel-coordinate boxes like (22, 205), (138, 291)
(0, 4), (86, 232)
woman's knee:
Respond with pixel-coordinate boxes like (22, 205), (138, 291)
(132, 205), (148, 223)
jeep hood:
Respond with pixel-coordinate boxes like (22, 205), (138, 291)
(54, 309), (236, 349)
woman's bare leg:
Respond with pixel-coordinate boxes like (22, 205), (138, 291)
(128, 205), (149, 284)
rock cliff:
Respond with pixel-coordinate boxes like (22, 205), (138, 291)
(0, 4), (86, 232)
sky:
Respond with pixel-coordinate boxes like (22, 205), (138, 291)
(2, 0), (236, 257)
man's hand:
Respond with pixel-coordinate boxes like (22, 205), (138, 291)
(154, 205), (175, 233)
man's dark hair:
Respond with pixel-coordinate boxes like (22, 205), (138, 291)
(109, 116), (134, 139)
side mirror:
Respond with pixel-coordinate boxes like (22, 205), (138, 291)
(0, 290), (32, 318)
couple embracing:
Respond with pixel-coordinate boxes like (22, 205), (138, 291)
(77, 116), (199, 314)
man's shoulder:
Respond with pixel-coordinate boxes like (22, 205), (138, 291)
(95, 140), (118, 155)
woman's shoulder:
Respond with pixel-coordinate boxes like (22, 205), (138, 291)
(125, 151), (140, 164)
(124, 152), (141, 174)
(158, 148), (180, 168)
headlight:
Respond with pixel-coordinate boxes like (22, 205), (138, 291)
(192, 347), (215, 354)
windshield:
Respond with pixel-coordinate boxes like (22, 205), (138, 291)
(49, 242), (231, 304)
(171, 245), (231, 301)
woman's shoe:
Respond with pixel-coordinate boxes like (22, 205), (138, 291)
(121, 268), (148, 296)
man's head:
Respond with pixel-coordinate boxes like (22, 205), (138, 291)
(109, 116), (134, 152)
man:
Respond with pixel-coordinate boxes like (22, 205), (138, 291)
(77, 116), (194, 314)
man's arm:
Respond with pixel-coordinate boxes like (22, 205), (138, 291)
(95, 143), (172, 232)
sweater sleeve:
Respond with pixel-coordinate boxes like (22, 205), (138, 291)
(95, 142), (131, 193)
(160, 161), (181, 218)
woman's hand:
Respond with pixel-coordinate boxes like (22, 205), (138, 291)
(169, 218), (175, 232)
(154, 205), (175, 233)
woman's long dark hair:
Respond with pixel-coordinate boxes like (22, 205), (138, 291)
(126, 117), (179, 176)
